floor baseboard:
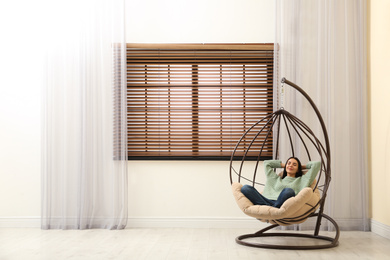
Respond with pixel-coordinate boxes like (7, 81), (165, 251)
(371, 219), (390, 240)
(0, 217), (41, 228)
(126, 217), (266, 229)
(0, 216), (264, 229)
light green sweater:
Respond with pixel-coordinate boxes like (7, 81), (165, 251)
(261, 160), (321, 200)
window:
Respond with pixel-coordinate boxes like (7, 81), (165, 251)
(126, 43), (274, 160)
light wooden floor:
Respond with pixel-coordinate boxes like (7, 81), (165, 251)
(1, 228), (390, 260)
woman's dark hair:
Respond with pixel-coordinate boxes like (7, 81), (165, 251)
(282, 157), (303, 179)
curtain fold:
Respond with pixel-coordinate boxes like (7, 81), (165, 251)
(274, 0), (369, 231)
(42, 0), (128, 229)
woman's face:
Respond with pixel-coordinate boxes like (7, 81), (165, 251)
(286, 158), (299, 176)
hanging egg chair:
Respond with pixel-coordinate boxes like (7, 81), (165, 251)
(229, 78), (340, 249)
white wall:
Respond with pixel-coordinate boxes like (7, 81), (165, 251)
(0, 2), (45, 223)
(125, 0), (275, 43)
(0, 0), (274, 226)
(125, 0), (275, 225)
(369, 0), (390, 227)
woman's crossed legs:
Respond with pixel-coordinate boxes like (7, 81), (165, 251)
(241, 184), (295, 208)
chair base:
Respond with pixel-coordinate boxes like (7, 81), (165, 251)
(236, 213), (340, 250)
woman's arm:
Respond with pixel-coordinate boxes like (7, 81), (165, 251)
(302, 161), (321, 184)
(264, 160), (282, 177)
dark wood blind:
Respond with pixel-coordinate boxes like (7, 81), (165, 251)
(126, 43), (274, 160)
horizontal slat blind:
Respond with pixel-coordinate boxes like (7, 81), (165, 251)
(126, 44), (274, 159)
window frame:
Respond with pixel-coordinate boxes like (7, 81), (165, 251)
(125, 43), (274, 160)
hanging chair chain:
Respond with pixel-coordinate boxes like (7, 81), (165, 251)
(280, 81), (285, 109)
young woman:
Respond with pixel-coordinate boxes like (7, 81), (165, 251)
(241, 157), (320, 208)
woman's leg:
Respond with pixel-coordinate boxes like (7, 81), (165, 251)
(272, 188), (295, 208)
(241, 185), (275, 206)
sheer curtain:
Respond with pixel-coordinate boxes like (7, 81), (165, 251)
(42, 0), (128, 229)
(274, 0), (369, 231)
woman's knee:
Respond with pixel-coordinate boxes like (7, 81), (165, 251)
(282, 188), (295, 197)
(241, 184), (254, 195)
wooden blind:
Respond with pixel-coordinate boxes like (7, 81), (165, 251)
(126, 43), (274, 160)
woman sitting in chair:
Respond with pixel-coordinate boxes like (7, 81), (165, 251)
(241, 157), (320, 208)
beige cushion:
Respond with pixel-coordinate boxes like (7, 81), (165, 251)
(232, 181), (320, 226)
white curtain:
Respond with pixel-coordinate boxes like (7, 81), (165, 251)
(42, 0), (128, 229)
(274, 0), (369, 231)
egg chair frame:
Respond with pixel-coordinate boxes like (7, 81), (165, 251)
(229, 78), (340, 250)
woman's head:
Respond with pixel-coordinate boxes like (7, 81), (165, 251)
(282, 157), (303, 179)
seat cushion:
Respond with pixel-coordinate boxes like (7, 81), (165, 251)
(232, 182), (320, 225)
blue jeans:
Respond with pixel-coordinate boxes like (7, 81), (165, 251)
(241, 185), (295, 208)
